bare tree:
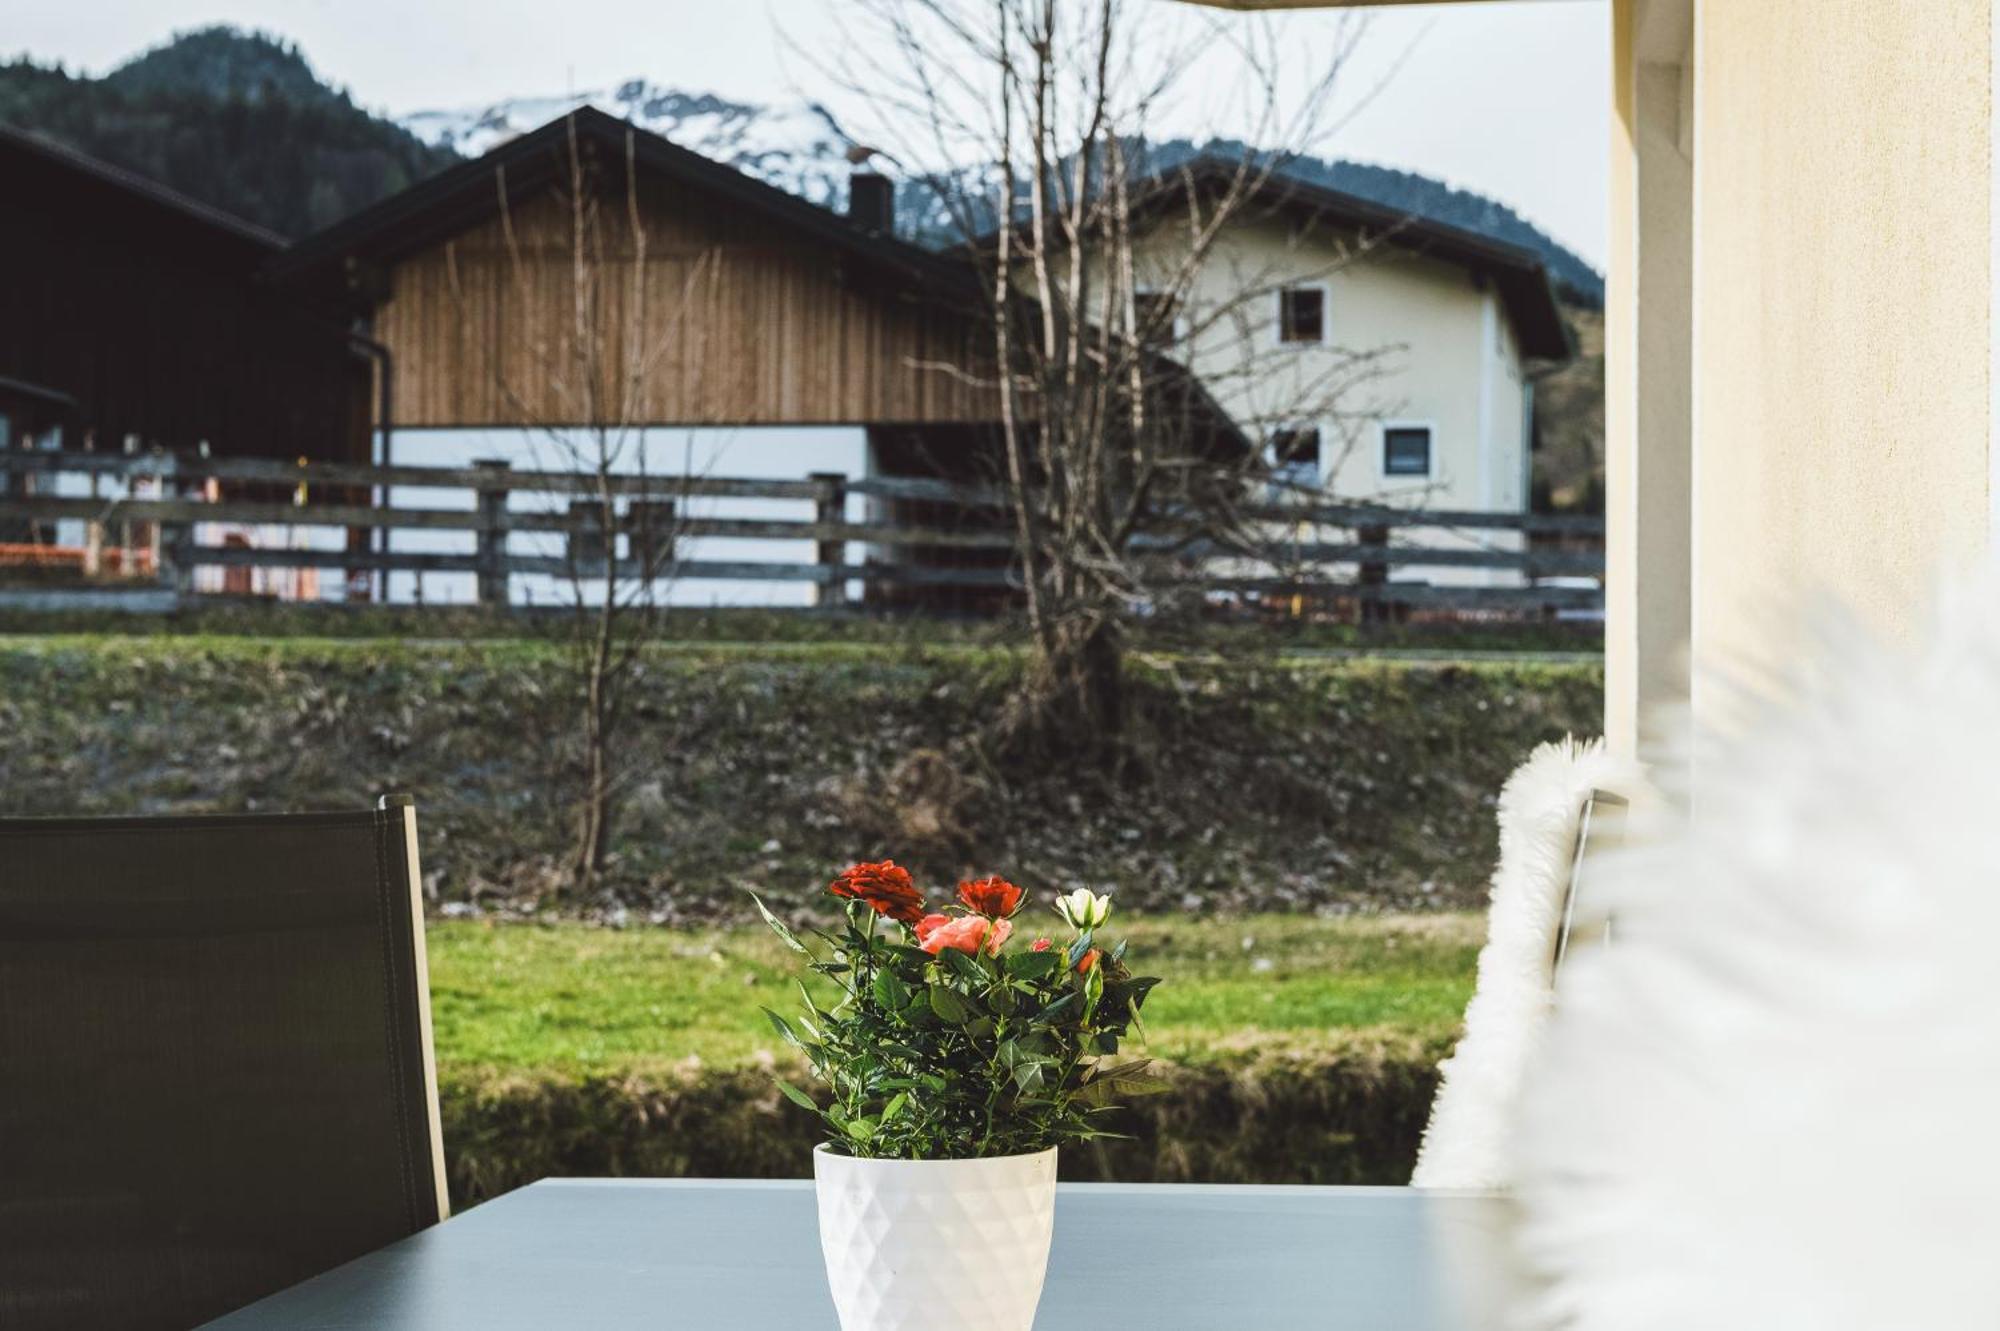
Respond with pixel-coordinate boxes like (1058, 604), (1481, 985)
(445, 116), (720, 893)
(822, 0), (1394, 764)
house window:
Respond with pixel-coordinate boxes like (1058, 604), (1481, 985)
(1383, 426), (1432, 478)
(1277, 286), (1325, 344)
(1268, 426), (1323, 488)
(1132, 289), (1181, 349)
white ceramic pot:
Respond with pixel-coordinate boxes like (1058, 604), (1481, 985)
(812, 1143), (1059, 1331)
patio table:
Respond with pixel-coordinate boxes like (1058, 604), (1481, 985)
(197, 1179), (1532, 1329)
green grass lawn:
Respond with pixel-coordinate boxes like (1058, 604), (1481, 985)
(425, 912), (1483, 1078)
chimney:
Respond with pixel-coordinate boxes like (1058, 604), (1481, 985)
(848, 172), (894, 234)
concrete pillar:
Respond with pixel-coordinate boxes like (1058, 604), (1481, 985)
(1605, 0), (1694, 761)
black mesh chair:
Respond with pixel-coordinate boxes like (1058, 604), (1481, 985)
(0, 798), (448, 1331)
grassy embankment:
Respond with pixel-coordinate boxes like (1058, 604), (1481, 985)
(0, 627), (1589, 1197)
(429, 912), (1481, 1201)
(0, 632), (1600, 918)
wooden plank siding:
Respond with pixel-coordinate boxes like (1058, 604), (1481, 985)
(372, 181), (999, 429)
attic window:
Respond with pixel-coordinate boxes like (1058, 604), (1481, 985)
(1383, 426), (1433, 478)
(1278, 286), (1325, 344)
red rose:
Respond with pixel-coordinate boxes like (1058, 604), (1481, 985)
(1029, 938), (1053, 953)
(915, 913), (951, 943)
(828, 860), (925, 924)
(1076, 948), (1101, 974)
(919, 915), (1012, 957)
(956, 875), (1024, 919)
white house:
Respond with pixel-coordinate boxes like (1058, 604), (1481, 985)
(1116, 161), (1574, 589)
(1170, 0), (2000, 764)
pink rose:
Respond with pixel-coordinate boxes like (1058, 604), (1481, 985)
(919, 914), (1012, 956)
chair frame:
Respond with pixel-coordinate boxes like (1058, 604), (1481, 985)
(378, 793), (451, 1223)
(1553, 788), (1629, 973)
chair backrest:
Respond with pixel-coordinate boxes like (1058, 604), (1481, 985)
(0, 798), (447, 1331)
(1552, 788), (1630, 974)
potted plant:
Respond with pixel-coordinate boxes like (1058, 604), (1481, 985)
(755, 862), (1165, 1331)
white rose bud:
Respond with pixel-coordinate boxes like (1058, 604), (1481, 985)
(1055, 888), (1112, 931)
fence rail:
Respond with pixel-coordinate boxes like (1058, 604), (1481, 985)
(0, 449), (1604, 613)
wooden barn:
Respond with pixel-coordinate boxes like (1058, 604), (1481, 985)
(269, 107), (1002, 435)
(266, 106), (1017, 606)
(0, 110), (1237, 609)
(0, 123), (371, 463)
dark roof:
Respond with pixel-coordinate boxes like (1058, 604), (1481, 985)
(972, 155), (1572, 362)
(269, 106), (979, 299)
(1143, 157), (1573, 361)
(0, 121), (286, 253)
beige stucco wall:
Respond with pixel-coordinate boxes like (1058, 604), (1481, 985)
(1690, 0), (1991, 702)
(1137, 217), (1525, 510)
(1117, 215), (1532, 585)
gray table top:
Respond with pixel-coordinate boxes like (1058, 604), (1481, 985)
(199, 1179), (1530, 1330)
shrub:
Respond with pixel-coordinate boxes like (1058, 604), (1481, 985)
(438, 1038), (1444, 1206)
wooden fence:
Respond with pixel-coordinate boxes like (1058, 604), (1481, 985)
(0, 450), (1605, 614)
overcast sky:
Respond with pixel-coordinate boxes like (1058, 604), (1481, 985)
(9, 0), (1608, 269)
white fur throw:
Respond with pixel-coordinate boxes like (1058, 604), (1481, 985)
(1510, 593), (2000, 1330)
(1411, 735), (1631, 1189)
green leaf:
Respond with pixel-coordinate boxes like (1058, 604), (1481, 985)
(774, 1079), (819, 1112)
(1066, 932), (1095, 970)
(1009, 950), (1062, 981)
(927, 985), (972, 1023)
(762, 1007), (799, 1045)
(750, 894), (808, 954)
(1073, 1075), (1138, 1109)
(871, 970), (912, 1012)
(880, 1091), (910, 1125)
(1034, 992), (1079, 1026)
(940, 947), (987, 985)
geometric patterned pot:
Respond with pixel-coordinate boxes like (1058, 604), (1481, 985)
(813, 1143), (1058, 1331)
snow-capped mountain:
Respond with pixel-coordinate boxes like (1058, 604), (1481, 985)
(401, 82), (865, 212)
(397, 82), (1604, 302)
